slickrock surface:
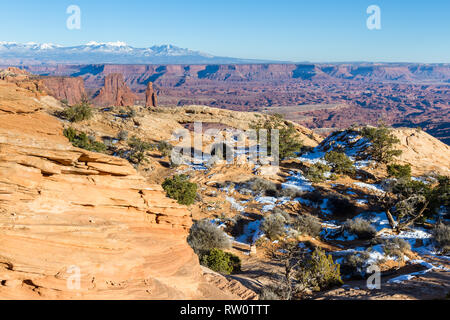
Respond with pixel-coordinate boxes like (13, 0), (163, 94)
(149, 105), (322, 147)
(93, 73), (138, 107)
(0, 81), (252, 299)
(392, 128), (450, 176)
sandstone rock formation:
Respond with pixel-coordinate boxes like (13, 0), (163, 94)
(147, 105), (322, 147)
(391, 128), (450, 176)
(92, 73), (138, 107)
(0, 81), (252, 299)
(145, 82), (157, 108)
(42, 76), (87, 105)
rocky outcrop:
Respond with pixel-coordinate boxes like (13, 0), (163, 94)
(92, 73), (138, 107)
(145, 82), (157, 108)
(41, 77), (87, 105)
(148, 105), (322, 147)
(316, 127), (450, 176)
(0, 81), (251, 299)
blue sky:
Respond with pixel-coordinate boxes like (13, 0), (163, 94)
(1, 0), (449, 62)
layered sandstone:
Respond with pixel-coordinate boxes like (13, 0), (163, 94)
(93, 73), (138, 107)
(42, 76), (87, 105)
(0, 81), (249, 299)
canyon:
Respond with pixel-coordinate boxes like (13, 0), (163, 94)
(0, 80), (256, 299)
(12, 63), (450, 144)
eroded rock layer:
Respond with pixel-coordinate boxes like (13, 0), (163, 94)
(92, 73), (138, 107)
(0, 81), (243, 299)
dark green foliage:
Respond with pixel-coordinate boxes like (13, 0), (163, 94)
(261, 213), (287, 240)
(328, 196), (358, 217)
(391, 178), (431, 197)
(162, 174), (198, 205)
(63, 127), (107, 153)
(297, 248), (343, 292)
(200, 248), (241, 275)
(61, 101), (93, 123)
(292, 215), (322, 238)
(343, 218), (377, 240)
(187, 220), (231, 255)
(157, 140), (173, 157)
(387, 164), (412, 179)
(361, 125), (402, 164)
(390, 176), (448, 222)
(433, 224), (450, 253)
(324, 151), (355, 175)
(251, 114), (303, 159)
(127, 136), (153, 164)
(304, 163), (332, 182)
(428, 176), (449, 218)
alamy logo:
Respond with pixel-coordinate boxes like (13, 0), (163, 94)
(66, 5), (81, 30)
(366, 264), (381, 290)
(366, 5), (381, 30)
(66, 265), (81, 290)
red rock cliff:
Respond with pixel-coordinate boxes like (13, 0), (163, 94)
(145, 82), (157, 107)
(93, 73), (138, 107)
(42, 76), (87, 105)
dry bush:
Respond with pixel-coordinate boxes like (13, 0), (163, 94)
(292, 215), (322, 238)
(261, 213), (287, 241)
(433, 223), (450, 253)
(343, 218), (377, 240)
(187, 220), (231, 255)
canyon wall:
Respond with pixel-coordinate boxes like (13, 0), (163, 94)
(42, 76), (87, 105)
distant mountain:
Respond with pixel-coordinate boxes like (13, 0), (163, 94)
(0, 41), (274, 64)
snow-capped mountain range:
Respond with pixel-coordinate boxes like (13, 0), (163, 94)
(0, 41), (269, 64)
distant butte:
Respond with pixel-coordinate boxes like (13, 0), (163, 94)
(92, 73), (138, 107)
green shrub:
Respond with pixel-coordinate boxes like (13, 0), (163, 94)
(324, 151), (355, 175)
(428, 176), (449, 218)
(201, 248), (241, 275)
(361, 125), (402, 165)
(292, 215), (322, 238)
(61, 101), (93, 123)
(433, 224), (450, 253)
(297, 248), (343, 292)
(157, 140), (173, 157)
(187, 220), (231, 255)
(251, 114), (303, 159)
(261, 213), (287, 241)
(162, 174), (198, 206)
(343, 218), (377, 240)
(387, 164), (412, 179)
(63, 127), (107, 153)
(328, 196), (358, 217)
(127, 136), (153, 164)
(304, 163), (332, 183)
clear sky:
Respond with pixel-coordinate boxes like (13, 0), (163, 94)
(1, 0), (449, 62)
